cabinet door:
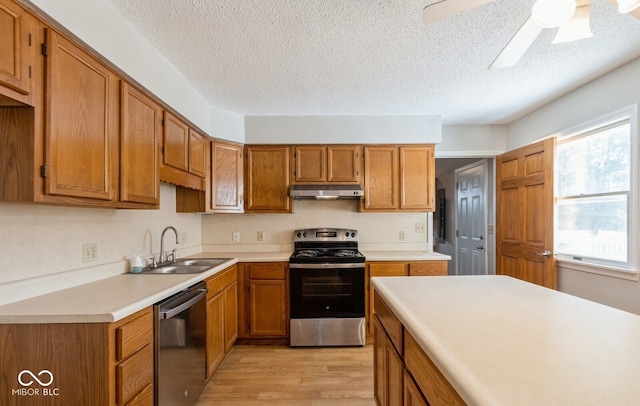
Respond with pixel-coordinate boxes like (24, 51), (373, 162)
(293, 145), (326, 182)
(162, 110), (189, 171)
(212, 141), (244, 212)
(206, 292), (225, 378)
(188, 129), (207, 178)
(120, 82), (160, 205)
(245, 145), (291, 212)
(224, 280), (238, 352)
(327, 145), (361, 183)
(0, 0), (31, 95)
(45, 29), (118, 201)
(374, 316), (404, 406)
(404, 371), (428, 406)
(399, 146), (435, 211)
(249, 279), (287, 336)
(363, 146), (398, 210)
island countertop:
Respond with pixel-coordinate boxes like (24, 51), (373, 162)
(371, 275), (640, 405)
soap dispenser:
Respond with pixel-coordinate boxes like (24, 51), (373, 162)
(131, 254), (144, 273)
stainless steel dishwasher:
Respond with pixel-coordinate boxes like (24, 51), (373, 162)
(154, 282), (208, 405)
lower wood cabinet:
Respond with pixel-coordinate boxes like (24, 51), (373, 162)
(366, 260), (447, 335)
(205, 265), (238, 378)
(237, 262), (289, 342)
(0, 307), (154, 405)
(374, 291), (466, 406)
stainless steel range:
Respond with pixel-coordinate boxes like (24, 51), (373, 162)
(289, 228), (366, 347)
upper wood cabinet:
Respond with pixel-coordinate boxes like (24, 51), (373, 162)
(0, 0), (34, 101)
(120, 81), (161, 207)
(211, 140), (244, 212)
(245, 145), (292, 213)
(292, 145), (361, 184)
(361, 145), (435, 212)
(44, 28), (119, 202)
(160, 110), (207, 191)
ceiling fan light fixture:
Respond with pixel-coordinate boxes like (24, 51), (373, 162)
(617, 0), (640, 13)
(531, 0), (577, 28)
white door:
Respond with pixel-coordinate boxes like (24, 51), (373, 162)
(456, 160), (488, 275)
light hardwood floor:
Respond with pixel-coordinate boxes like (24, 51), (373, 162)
(195, 345), (376, 406)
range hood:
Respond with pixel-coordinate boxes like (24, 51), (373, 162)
(290, 184), (364, 200)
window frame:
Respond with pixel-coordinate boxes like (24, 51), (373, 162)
(552, 105), (639, 280)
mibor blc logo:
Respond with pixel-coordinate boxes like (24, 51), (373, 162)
(12, 369), (60, 397)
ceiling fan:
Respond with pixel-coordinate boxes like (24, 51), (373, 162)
(422, 0), (640, 70)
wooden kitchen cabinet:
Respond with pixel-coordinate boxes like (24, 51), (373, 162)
(119, 81), (161, 207)
(361, 145), (435, 212)
(292, 145), (361, 184)
(244, 145), (292, 213)
(0, 0), (35, 102)
(44, 28), (120, 202)
(211, 140), (244, 212)
(0, 307), (154, 405)
(160, 110), (207, 191)
(374, 308), (404, 406)
(238, 262), (289, 342)
(205, 265), (238, 378)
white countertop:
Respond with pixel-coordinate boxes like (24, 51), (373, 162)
(371, 275), (640, 405)
(0, 250), (449, 325)
(362, 250), (450, 261)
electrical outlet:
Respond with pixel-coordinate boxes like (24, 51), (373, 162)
(415, 223), (426, 233)
(399, 231), (405, 241)
(257, 231), (265, 241)
(82, 243), (97, 263)
(181, 232), (188, 244)
(232, 232), (240, 242)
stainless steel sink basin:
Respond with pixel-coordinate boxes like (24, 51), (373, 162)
(136, 258), (231, 274)
(140, 264), (211, 274)
(174, 258), (231, 267)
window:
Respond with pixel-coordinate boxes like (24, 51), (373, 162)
(554, 106), (638, 273)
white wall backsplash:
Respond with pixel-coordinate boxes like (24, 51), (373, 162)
(0, 184), (202, 305)
(202, 199), (433, 253)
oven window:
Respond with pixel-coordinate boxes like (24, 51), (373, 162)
(290, 268), (364, 318)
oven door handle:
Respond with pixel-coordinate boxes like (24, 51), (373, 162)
(289, 263), (365, 269)
(158, 287), (207, 320)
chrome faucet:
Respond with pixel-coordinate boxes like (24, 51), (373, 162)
(160, 226), (179, 264)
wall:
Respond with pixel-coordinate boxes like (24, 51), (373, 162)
(202, 200), (432, 253)
(0, 184), (202, 305)
(506, 56), (640, 315)
(437, 125), (507, 157)
(244, 115), (442, 144)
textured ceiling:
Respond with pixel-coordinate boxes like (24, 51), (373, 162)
(105, 0), (640, 125)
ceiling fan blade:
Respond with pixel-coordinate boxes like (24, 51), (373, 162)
(423, 0), (496, 25)
(607, 0), (640, 19)
(489, 17), (544, 70)
(553, 0), (593, 44)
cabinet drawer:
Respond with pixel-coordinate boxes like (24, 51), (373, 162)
(374, 291), (403, 355)
(116, 344), (153, 405)
(369, 262), (408, 277)
(249, 263), (286, 279)
(116, 310), (153, 361)
(207, 265), (238, 299)
(405, 332), (465, 406)
(125, 382), (153, 406)
(409, 261), (447, 276)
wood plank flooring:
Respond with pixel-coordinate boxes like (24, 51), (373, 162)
(195, 345), (376, 405)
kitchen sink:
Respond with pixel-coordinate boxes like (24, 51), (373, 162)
(136, 258), (232, 274)
(140, 264), (212, 274)
(174, 258), (231, 267)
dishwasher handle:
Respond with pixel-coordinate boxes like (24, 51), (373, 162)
(158, 286), (207, 320)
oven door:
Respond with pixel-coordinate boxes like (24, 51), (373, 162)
(289, 265), (365, 319)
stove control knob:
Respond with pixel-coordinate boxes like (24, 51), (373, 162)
(303, 232), (307, 237)
(345, 232), (350, 237)
(350, 232), (356, 237)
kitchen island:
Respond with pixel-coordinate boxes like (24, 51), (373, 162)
(372, 275), (640, 405)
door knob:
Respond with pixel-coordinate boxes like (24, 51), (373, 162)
(536, 250), (552, 257)
(477, 245), (484, 250)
